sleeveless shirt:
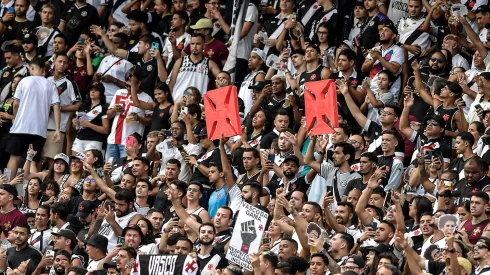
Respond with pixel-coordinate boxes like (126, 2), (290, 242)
(98, 211), (138, 251)
(150, 104), (172, 131)
(172, 56), (210, 101)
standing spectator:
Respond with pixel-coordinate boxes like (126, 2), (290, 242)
(58, 0), (99, 47)
(162, 11), (191, 70)
(6, 58), (60, 176)
(0, 184), (27, 237)
(35, 4), (60, 58)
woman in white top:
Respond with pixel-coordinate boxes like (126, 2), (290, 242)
(137, 219), (160, 255)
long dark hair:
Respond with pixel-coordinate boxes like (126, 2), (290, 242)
(44, 159), (69, 184)
(138, 218), (156, 245)
(81, 88), (107, 110)
(155, 82), (174, 105)
(24, 177), (43, 207)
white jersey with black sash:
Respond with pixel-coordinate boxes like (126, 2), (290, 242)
(98, 211), (138, 251)
(238, 70), (265, 115)
(172, 56), (210, 101)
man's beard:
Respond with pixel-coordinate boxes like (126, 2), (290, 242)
(284, 170), (295, 178)
(54, 265), (65, 275)
(200, 237), (213, 245)
(380, 38), (390, 45)
(243, 196), (253, 204)
(429, 65), (444, 75)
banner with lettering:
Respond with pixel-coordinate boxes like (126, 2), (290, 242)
(225, 201), (269, 270)
(136, 254), (199, 275)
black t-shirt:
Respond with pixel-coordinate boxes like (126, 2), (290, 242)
(453, 176), (490, 206)
(61, 2), (100, 46)
(266, 176), (309, 199)
(197, 247), (228, 272)
(359, 12), (388, 49)
(3, 20), (35, 42)
(364, 120), (405, 157)
(190, 148), (220, 186)
(260, 130), (279, 149)
(7, 245), (42, 269)
(0, 64), (28, 92)
(127, 52), (159, 97)
(344, 178), (367, 196)
(76, 103), (108, 142)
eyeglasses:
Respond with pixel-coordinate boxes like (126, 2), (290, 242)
(380, 110), (395, 116)
(317, 31), (328, 36)
(475, 243), (489, 249)
(187, 187), (200, 193)
(84, 179), (96, 183)
(426, 120), (440, 126)
(348, 139), (360, 145)
(430, 57), (445, 63)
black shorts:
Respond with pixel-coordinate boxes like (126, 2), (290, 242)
(6, 133), (46, 162)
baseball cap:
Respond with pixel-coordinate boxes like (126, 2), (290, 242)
(190, 18), (213, 29)
(22, 33), (38, 44)
(347, 255), (365, 268)
(354, 0), (364, 7)
(446, 257), (472, 275)
(52, 229), (77, 246)
(337, 40), (354, 50)
(364, 243), (391, 254)
(283, 155), (300, 166)
(88, 81), (106, 94)
(122, 225), (144, 239)
(366, 204), (384, 220)
(70, 152), (85, 161)
(54, 153), (70, 166)
(251, 48), (266, 61)
(425, 114), (445, 127)
(84, 234), (109, 253)
(248, 81), (265, 90)
(476, 5), (490, 14)
(75, 200), (95, 218)
(379, 20), (398, 35)
(0, 184), (17, 197)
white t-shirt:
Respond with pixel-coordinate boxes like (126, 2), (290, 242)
(96, 55), (134, 102)
(47, 76), (82, 132)
(107, 89), (153, 145)
(162, 32), (191, 69)
(87, 0), (107, 12)
(11, 76), (60, 138)
(453, 53), (470, 70)
(367, 44), (405, 103)
(237, 3), (259, 60)
(156, 139), (201, 183)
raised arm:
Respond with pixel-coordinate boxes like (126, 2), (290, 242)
(339, 79), (368, 128)
(323, 192), (346, 233)
(86, 162), (116, 201)
(304, 136), (321, 172)
(355, 167), (386, 226)
(129, 76), (155, 110)
(399, 94), (415, 139)
(219, 136), (236, 189)
(170, 196), (201, 233)
(90, 25), (128, 59)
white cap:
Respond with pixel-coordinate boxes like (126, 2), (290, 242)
(251, 48), (266, 61)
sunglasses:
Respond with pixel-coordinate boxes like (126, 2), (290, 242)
(475, 243), (489, 249)
(426, 120), (440, 126)
(430, 57), (445, 63)
(187, 187), (200, 193)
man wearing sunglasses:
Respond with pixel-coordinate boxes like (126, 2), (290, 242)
(473, 237), (490, 274)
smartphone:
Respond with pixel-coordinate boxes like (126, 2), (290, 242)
(78, 37), (85, 44)
(371, 222), (378, 231)
(107, 157), (114, 164)
(265, 79), (272, 86)
(290, 13), (296, 21)
(117, 237), (125, 246)
(163, 130), (172, 136)
(267, 154), (275, 163)
(151, 42), (159, 51)
(262, 231), (271, 245)
(126, 136), (136, 147)
(16, 168), (24, 176)
(3, 168), (11, 183)
(7, 7), (14, 13)
(46, 250), (55, 258)
(475, 104), (484, 113)
(181, 106), (188, 114)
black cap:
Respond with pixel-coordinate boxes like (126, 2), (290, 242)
(248, 81), (265, 90)
(364, 243), (391, 254)
(84, 234), (109, 252)
(347, 255), (365, 268)
(479, 237), (490, 248)
(22, 33), (38, 44)
(52, 229), (77, 246)
(379, 20), (398, 35)
(366, 204), (384, 220)
(477, 5), (490, 14)
(122, 225), (144, 239)
(0, 184), (17, 197)
(75, 200), (95, 218)
(354, 0), (364, 7)
(425, 114), (445, 127)
(103, 262), (117, 270)
(88, 81), (105, 94)
(283, 155), (300, 166)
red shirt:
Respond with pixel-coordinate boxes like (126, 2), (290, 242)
(0, 209), (27, 237)
(462, 218), (490, 244)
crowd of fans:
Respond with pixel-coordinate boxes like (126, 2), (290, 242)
(2, 0), (490, 274)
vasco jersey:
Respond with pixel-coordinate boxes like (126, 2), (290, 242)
(172, 56), (210, 101)
(127, 52), (159, 97)
(47, 75), (82, 132)
(98, 212), (138, 252)
(298, 65), (324, 96)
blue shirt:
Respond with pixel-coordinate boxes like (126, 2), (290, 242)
(208, 184), (228, 219)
